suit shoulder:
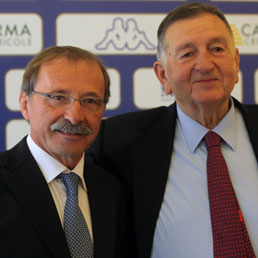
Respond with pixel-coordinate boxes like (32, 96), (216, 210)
(107, 105), (169, 122)
(102, 105), (174, 132)
(243, 103), (258, 113)
(0, 148), (13, 167)
(234, 98), (258, 113)
(91, 104), (176, 149)
(0, 137), (28, 168)
(235, 100), (258, 121)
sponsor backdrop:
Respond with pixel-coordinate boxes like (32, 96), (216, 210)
(0, 0), (258, 151)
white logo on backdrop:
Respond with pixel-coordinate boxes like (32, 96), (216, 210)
(227, 14), (258, 54)
(95, 17), (156, 51)
(0, 14), (42, 55)
(56, 13), (163, 54)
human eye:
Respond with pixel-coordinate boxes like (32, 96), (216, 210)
(180, 51), (193, 59)
(82, 98), (97, 105)
(213, 46), (224, 52)
(51, 94), (68, 101)
(82, 98), (99, 105)
(48, 94), (70, 106)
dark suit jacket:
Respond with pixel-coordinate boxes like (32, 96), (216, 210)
(87, 98), (258, 258)
(0, 137), (136, 258)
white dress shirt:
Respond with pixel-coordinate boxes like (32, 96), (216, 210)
(151, 101), (258, 258)
(27, 135), (93, 240)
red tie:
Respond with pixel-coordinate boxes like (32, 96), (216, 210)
(204, 131), (256, 258)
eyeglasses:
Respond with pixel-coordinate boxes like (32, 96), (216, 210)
(30, 90), (107, 112)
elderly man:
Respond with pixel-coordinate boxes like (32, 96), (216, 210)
(88, 2), (258, 258)
(0, 46), (135, 258)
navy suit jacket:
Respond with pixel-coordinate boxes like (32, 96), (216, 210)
(87, 98), (258, 258)
(0, 137), (136, 258)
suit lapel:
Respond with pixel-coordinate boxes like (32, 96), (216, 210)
(0, 138), (70, 258)
(84, 162), (116, 258)
(133, 104), (177, 257)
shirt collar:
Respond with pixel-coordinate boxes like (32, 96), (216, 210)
(26, 135), (87, 190)
(177, 99), (236, 153)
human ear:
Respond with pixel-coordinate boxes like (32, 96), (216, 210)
(19, 91), (30, 121)
(234, 48), (240, 84)
(153, 61), (173, 94)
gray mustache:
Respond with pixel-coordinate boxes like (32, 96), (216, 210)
(50, 120), (92, 135)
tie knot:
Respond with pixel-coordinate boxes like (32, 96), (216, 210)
(60, 172), (80, 197)
(204, 131), (221, 149)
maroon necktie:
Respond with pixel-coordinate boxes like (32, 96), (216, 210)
(204, 131), (256, 258)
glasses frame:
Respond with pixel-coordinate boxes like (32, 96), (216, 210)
(30, 90), (107, 111)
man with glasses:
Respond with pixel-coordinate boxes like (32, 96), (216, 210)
(0, 46), (136, 258)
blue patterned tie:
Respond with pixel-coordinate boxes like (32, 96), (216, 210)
(60, 172), (94, 258)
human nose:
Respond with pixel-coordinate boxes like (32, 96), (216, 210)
(63, 99), (84, 125)
(194, 51), (214, 73)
